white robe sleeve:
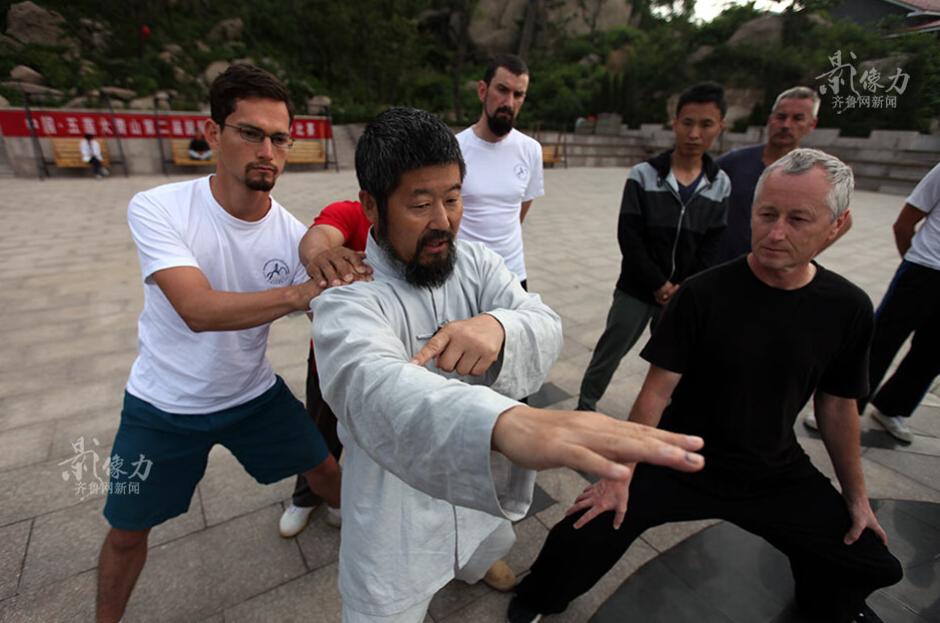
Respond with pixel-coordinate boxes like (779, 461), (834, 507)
(471, 245), (563, 400)
(311, 247), (562, 519)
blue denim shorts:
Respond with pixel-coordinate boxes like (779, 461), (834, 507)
(103, 376), (328, 530)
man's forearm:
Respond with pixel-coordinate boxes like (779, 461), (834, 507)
(520, 200), (533, 224)
(893, 225), (915, 258)
(173, 281), (318, 332)
(299, 224), (345, 267)
(816, 395), (867, 500)
(893, 204), (926, 258)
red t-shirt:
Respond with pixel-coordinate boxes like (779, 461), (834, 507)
(312, 200), (371, 253)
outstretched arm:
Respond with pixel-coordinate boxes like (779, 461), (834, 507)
(313, 289), (702, 520)
(152, 266), (320, 332)
(566, 365), (686, 529)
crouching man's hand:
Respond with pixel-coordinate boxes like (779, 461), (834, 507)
(410, 314), (505, 376)
(491, 406), (704, 483)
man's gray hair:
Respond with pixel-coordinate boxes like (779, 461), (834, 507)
(755, 148), (854, 220)
(773, 86), (821, 119)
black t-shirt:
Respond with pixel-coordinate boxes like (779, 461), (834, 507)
(640, 256), (873, 478)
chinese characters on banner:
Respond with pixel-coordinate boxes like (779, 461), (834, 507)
(815, 51), (910, 115)
(0, 109), (333, 139)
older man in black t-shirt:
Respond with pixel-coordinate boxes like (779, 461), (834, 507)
(509, 149), (902, 623)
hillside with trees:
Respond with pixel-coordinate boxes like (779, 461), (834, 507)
(0, 0), (937, 135)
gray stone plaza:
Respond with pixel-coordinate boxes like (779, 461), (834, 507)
(0, 167), (938, 622)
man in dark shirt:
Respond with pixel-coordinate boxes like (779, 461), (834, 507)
(508, 148), (901, 623)
(717, 86), (852, 263)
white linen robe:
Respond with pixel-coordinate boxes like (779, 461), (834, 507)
(311, 234), (563, 615)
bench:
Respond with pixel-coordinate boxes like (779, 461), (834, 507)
(287, 139), (328, 168)
(170, 139), (215, 167)
(543, 145), (563, 168)
(51, 138), (111, 169)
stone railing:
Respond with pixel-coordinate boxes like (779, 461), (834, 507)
(532, 125), (940, 195)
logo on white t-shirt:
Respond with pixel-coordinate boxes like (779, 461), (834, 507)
(514, 163), (528, 180)
(263, 259), (291, 285)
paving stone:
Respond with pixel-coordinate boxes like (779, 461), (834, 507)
(534, 468), (591, 528)
(0, 423), (52, 472)
(293, 503), (342, 571)
(438, 589), (512, 622)
(505, 516), (549, 575)
(559, 335), (592, 361)
(197, 445), (296, 526)
(545, 358), (588, 397)
(0, 361), (72, 399)
(0, 568), (96, 623)
(429, 577), (491, 621)
(865, 449), (940, 495)
(0, 519), (30, 600)
(224, 563), (341, 622)
(861, 455), (940, 503)
(0, 377), (124, 431)
(50, 411), (121, 464)
(122, 505), (307, 622)
(909, 404), (940, 438)
(19, 491), (205, 591)
(0, 450), (108, 526)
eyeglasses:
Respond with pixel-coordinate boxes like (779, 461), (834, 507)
(221, 123), (294, 150)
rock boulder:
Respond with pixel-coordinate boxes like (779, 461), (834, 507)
(208, 18), (244, 42)
(100, 86), (137, 101)
(728, 15), (784, 47)
(10, 65), (43, 85)
(203, 60), (230, 84)
(6, 1), (66, 46)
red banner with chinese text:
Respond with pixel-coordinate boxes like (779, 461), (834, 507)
(0, 109), (332, 140)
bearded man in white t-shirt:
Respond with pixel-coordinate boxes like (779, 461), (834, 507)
(457, 54), (545, 290)
(94, 64), (342, 623)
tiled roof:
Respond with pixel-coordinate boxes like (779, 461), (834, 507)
(895, 0), (940, 13)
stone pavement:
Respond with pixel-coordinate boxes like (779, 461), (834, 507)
(0, 168), (937, 623)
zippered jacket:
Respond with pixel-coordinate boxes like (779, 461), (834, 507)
(615, 149), (731, 304)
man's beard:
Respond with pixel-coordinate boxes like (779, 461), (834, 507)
(486, 106), (515, 137)
(245, 164), (277, 191)
(377, 226), (457, 288)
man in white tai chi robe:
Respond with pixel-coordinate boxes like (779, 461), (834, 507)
(311, 107), (708, 623)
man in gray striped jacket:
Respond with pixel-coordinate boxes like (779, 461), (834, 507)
(577, 82), (731, 412)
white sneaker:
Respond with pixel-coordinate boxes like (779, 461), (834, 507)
(325, 506), (342, 528)
(871, 410), (914, 443)
(802, 412), (819, 431)
(278, 503), (315, 538)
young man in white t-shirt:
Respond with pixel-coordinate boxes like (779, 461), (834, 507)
(860, 161), (940, 443)
(95, 64), (342, 623)
(456, 54), (544, 290)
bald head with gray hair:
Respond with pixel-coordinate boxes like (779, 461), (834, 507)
(754, 148), (854, 220)
(773, 86), (821, 119)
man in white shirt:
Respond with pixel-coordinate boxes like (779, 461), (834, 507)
(95, 64), (341, 623)
(457, 54), (544, 290)
(860, 161), (940, 443)
(311, 107), (706, 623)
